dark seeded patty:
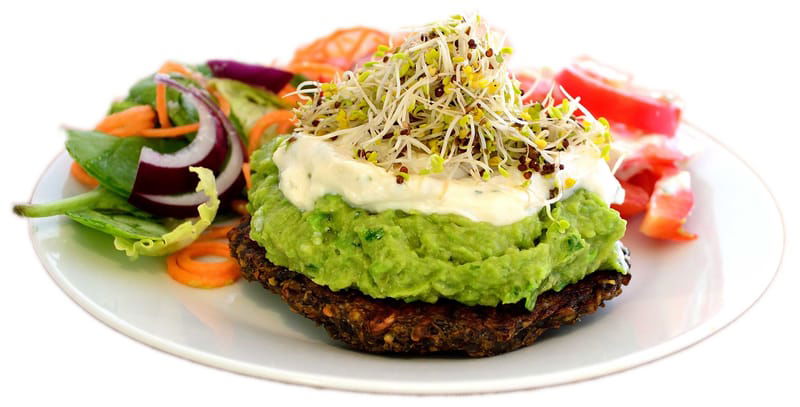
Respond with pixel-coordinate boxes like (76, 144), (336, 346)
(229, 216), (631, 357)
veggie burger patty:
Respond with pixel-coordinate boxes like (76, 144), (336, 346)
(229, 217), (631, 357)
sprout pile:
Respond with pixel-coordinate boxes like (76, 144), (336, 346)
(291, 14), (613, 193)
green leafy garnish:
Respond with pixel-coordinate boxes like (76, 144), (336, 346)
(209, 78), (289, 133)
(14, 168), (219, 259)
(113, 167), (219, 259)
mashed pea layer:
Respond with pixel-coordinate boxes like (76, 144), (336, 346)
(248, 141), (627, 310)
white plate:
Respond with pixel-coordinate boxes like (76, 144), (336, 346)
(26, 123), (783, 394)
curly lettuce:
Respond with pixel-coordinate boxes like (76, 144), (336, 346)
(113, 167), (219, 259)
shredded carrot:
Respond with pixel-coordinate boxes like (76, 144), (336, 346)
(154, 61), (213, 127)
(166, 254), (238, 288)
(248, 110), (297, 154)
(140, 123), (200, 138)
(166, 241), (239, 288)
(95, 105), (195, 138)
(158, 61), (193, 77)
(176, 242), (238, 274)
(287, 61), (344, 83)
(153, 62), (194, 129)
(346, 29), (369, 61)
(231, 200), (249, 216)
(290, 27), (389, 72)
(277, 84), (302, 106)
(241, 163), (252, 190)
(198, 225), (235, 242)
(95, 105), (154, 130)
(95, 105), (156, 137)
(208, 86), (231, 116)
(155, 83), (171, 128)
(70, 161), (99, 188)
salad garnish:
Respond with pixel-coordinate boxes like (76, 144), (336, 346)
(15, 167), (220, 260)
(14, 58), (296, 287)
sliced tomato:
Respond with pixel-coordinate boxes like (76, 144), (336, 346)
(554, 60), (681, 136)
(626, 169), (662, 196)
(615, 135), (687, 194)
(611, 180), (650, 219)
(640, 171), (697, 241)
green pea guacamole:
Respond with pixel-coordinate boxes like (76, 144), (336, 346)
(248, 139), (627, 310)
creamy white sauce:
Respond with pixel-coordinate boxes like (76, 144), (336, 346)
(273, 134), (624, 226)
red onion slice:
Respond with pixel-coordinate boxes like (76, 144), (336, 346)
(132, 95), (228, 195)
(207, 59), (293, 93)
(128, 75), (246, 218)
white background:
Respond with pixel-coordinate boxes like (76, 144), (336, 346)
(1, 0), (798, 405)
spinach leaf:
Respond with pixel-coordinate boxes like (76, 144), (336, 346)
(14, 187), (170, 239)
(66, 210), (170, 240)
(65, 130), (188, 197)
(14, 187), (144, 218)
(14, 168), (220, 259)
(65, 130), (146, 197)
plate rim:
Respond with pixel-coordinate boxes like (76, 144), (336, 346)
(24, 122), (786, 395)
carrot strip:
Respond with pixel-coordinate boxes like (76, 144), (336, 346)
(333, 35), (348, 57)
(208, 86), (231, 116)
(95, 105), (155, 133)
(156, 62), (210, 118)
(155, 83), (171, 128)
(140, 123), (200, 137)
(248, 110), (297, 154)
(346, 30), (369, 61)
(166, 255), (238, 289)
(242, 163), (252, 190)
(176, 242), (238, 275)
(95, 105), (156, 137)
(158, 61), (193, 76)
(70, 161), (99, 188)
(166, 240), (240, 288)
(277, 84), (302, 107)
(290, 27), (389, 72)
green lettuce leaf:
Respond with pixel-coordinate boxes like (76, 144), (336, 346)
(209, 78), (289, 133)
(113, 167), (220, 259)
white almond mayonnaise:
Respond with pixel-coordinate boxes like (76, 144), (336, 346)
(272, 134), (624, 226)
